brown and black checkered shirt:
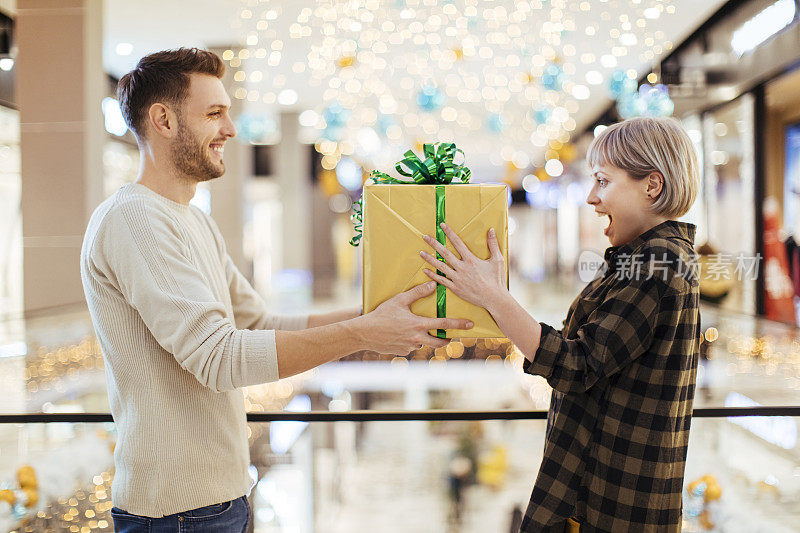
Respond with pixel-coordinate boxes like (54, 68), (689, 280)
(521, 221), (700, 532)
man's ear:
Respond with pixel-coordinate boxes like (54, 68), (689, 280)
(646, 171), (664, 199)
(147, 103), (176, 139)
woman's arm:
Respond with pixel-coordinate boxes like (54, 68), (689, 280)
(482, 290), (543, 361)
(420, 223), (668, 395)
(419, 222), (542, 358)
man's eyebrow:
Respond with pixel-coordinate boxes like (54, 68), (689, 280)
(206, 104), (230, 111)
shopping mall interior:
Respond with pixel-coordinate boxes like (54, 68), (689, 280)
(2, 0), (800, 531)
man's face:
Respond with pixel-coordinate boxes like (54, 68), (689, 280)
(170, 73), (236, 182)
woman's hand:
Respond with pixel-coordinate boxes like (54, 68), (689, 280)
(420, 223), (507, 308)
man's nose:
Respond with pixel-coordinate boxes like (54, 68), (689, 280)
(222, 115), (237, 138)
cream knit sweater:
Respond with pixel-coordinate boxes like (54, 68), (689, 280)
(80, 183), (307, 517)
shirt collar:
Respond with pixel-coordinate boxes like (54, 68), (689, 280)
(603, 220), (696, 268)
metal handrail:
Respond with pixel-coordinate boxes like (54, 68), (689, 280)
(2, 406), (800, 424)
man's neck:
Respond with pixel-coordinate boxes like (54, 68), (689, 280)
(135, 153), (197, 205)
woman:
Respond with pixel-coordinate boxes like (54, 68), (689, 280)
(420, 116), (701, 532)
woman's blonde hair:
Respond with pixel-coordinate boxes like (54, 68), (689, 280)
(586, 116), (700, 218)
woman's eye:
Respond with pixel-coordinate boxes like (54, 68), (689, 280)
(596, 179), (606, 186)
(209, 112), (220, 117)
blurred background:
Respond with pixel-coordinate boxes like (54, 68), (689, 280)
(1, 0), (800, 531)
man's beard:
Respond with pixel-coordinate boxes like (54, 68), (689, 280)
(170, 122), (225, 183)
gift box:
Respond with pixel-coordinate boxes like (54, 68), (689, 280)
(353, 143), (509, 338)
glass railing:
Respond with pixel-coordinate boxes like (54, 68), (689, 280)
(1, 417), (799, 532)
(1, 303), (799, 531)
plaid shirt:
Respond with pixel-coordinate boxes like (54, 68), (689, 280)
(521, 221), (700, 532)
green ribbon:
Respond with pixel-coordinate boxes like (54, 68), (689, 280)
(349, 142), (470, 246)
(435, 185), (446, 338)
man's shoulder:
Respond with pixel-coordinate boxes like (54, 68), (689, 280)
(84, 186), (179, 256)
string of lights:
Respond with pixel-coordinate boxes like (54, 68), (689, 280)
(223, 0), (678, 174)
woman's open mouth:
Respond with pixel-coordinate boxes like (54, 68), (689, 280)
(597, 212), (612, 236)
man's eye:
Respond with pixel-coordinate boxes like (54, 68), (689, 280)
(597, 179), (606, 186)
(209, 112), (220, 117)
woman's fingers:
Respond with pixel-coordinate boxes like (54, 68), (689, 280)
(419, 251), (456, 276)
(440, 223), (474, 260)
(427, 317), (473, 331)
(423, 234), (460, 264)
(487, 227), (502, 260)
(424, 269), (455, 289)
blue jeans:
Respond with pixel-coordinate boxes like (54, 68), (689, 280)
(111, 495), (250, 532)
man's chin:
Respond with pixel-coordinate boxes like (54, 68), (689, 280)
(197, 160), (225, 182)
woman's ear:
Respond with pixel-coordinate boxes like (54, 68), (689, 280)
(645, 171), (664, 200)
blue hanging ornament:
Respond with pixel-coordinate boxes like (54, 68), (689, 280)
(541, 63), (566, 92)
(616, 92), (646, 119)
(650, 84), (674, 116)
(487, 113), (506, 134)
(235, 113), (278, 144)
(321, 103), (350, 141)
(417, 84), (444, 112)
(376, 114), (395, 137)
(529, 105), (552, 125)
(632, 83), (675, 117)
(608, 70), (637, 98)
(12, 502), (27, 521)
(323, 103), (349, 129)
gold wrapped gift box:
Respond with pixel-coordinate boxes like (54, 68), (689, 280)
(362, 183), (509, 338)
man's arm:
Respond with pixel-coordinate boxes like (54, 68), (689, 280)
(307, 307), (361, 328)
(222, 252), (308, 331)
(100, 204), (472, 390)
(276, 283), (473, 379)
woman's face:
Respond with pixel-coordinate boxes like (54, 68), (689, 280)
(585, 163), (663, 247)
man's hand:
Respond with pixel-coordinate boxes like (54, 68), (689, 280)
(360, 281), (473, 354)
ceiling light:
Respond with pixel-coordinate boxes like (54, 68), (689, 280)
(277, 89), (298, 106)
(643, 7), (660, 20)
(572, 84), (590, 100)
(544, 159), (563, 177)
(101, 97), (128, 136)
(585, 70), (603, 85)
(115, 42), (133, 56)
(298, 110), (319, 127)
(731, 0), (796, 56)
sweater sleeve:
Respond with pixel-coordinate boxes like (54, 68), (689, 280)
(95, 198), (279, 392)
(199, 209), (308, 332)
(523, 264), (676, 395)
(222, 252), (309, 331)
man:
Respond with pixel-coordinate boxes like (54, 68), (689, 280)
(80, 47), (472, 532)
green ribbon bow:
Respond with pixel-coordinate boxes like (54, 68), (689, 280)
(350, 142), (470, 339)
(349, 142), (471, 246)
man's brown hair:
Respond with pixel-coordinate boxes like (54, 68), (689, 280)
(117, 47), (225, 139)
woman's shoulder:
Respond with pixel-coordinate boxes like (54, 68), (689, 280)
(628, 236), (699, 293)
